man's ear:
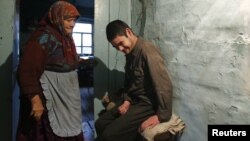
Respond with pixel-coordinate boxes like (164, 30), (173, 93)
(125, 28), (133, 36)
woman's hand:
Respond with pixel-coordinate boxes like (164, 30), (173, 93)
(30, 95), (44, 121)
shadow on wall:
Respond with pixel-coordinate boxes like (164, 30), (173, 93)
(0, 53), (13, 140)
(94, 57), (125, 102)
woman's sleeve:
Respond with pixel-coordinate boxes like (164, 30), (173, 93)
(18, 39), (47, 99)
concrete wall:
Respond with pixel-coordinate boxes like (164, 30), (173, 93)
(0, 0), (17, 140)
(2, 0), (249, 140)
(131, 0), (250, 141)
(94, 0), (131, 120)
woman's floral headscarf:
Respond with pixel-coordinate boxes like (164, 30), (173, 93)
(48, 0), (80, 36)
(37, 0), (80, 68)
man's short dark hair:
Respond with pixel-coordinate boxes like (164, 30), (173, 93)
(106, 20), (130, 42)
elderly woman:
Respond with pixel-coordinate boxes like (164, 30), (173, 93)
(16, 1), (84, 141)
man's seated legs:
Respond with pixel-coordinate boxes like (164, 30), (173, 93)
(95, 102), (155, 141)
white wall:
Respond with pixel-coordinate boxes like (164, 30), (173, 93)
(131, 0), (250, 141)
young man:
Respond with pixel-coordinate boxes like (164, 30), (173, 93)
(95, 20), (173, 141)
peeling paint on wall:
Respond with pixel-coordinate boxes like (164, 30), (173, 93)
(131, 0), (250, 141)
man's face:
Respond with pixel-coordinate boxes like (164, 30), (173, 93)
(110, 35), (134, 54)
(110, 28), (135, 54)
(63, 17), (77, 35)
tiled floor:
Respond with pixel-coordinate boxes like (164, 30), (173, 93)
(80, 87), (95, 141)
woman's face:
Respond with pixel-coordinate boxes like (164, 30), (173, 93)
(63, 17), (77, 35)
